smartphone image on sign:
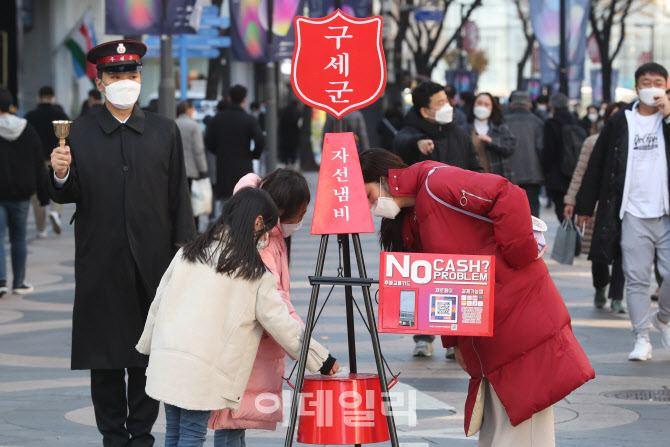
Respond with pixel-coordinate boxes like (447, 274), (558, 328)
(399, 290), (416, 326)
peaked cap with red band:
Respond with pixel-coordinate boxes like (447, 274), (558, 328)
(86, 40), (147, 74)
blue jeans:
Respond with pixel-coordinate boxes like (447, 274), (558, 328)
(0, 200), (30, 288)
(214, 428), (246, 447)
(164, 403), (210, 447)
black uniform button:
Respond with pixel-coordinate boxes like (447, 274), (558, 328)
(123, 166), (129, 172)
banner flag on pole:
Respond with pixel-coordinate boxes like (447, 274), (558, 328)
(64, 11), (98, 80)
(529, 0), (591, 98)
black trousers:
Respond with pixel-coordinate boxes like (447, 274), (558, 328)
(547, 190), (566, 224)
(592, 255), (625, 300)
(90, 368), (159, 447)
(520, 184), (541, 218)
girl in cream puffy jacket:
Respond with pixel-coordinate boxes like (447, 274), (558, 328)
(136, 187), (337, 447)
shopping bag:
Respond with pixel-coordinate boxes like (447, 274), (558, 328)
(190, 178), (212, 217)
(551, 219), (578, 265)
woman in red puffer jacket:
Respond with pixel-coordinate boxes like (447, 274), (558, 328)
(360, 149), (594, 447)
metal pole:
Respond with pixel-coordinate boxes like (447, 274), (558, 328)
(340, 233), (361, 447)
(341, 235), (358, 369)
(352, 234), (399, 447)
(179, 35), (188, 101)
(558, 0), (568, 95)
(265, 0), (278, 173)
(334, 118), (358, 378)
(284, 235), (330, 447)
(158, 34), (176, 120)
(458, 4), (465, 70)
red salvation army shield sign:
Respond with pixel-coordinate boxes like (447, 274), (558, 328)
(291, 9), (386, 118)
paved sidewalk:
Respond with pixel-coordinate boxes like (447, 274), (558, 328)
(1, 172), (670, 447)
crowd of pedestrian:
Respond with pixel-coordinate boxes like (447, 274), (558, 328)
(385, 63), (670, 370)
(1, 37), (669, 447)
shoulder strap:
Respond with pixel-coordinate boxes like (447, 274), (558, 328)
(424, 167), (494, 224)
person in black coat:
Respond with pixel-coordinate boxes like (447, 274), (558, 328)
(24, 86), (69, 237)
(376, 101), (404, 151)
(542, 93), (580, 222)
(0, 87), (49, 296)
(464, 92), (516, 180)
(205, 85), (265, 201)
(393, 81), (482, 172)
(48, 40), (196, 447)
(80, 88), (103, 117)
(278, 100), (301, 165)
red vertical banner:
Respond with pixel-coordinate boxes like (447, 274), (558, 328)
(311, 132), (374, 235)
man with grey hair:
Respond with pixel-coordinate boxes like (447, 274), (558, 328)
(505, 91), (545, 217)
(542, 93), (586, 222)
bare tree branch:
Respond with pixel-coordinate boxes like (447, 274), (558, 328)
(409, 19), (422, 48)
(610, 0), (633, 62)
(388, 11), (400, 26)
(429, 0), (482, 73)
(428, 0), (452, 55)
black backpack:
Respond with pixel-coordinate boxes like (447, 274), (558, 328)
(560, 124), (588, 177)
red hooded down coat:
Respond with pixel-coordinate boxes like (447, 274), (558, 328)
(389, 161), (594, 436)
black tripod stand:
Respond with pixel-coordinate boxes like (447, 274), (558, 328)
(283, 233), (400, 447)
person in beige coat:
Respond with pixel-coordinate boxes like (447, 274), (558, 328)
(564, 102), (626, 312)
(136, 187), (338, 447)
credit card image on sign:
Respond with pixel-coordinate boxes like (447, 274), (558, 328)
(399, 290), (416, 327)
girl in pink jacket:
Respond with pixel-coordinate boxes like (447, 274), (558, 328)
(208, 169), (310, 447)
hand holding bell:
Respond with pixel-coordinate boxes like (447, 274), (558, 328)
(51, 120), (73, 179)
(52, 120), (72, 148)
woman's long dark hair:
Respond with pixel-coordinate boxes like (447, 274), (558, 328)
(261, 168), (310, 262)
(467, 92), (505, 126)
(359, 149), (409, 252)
(182, 187), (278, 281)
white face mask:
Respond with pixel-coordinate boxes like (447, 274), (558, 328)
(536, 105), (547, 112)
(257, 232), (270, 250)
(473, 106), (492, 120)
(370, 179), (401, 219)
(599, 109), (605, 117)
(280, 220), (303, 237)
(102, 79), (141, 110)
(638, 87), (666, 107)
(588, 113), (598, 123)
(431, 104), (453, 124)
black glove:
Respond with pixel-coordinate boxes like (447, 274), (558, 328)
(319, 354), (337, 375)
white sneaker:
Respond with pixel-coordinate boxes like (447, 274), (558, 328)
(12, 283), (34, 295)
(651, 311), (670, 352)
(36, 230), (48, 239)
(413, 340), (434, 357)
(628, 335), (652, 361)
(445, 347), (456, 360)
(49, 211), (62, 235)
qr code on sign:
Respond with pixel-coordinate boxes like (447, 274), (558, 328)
(429, 294), (458, 323)
(435, 301), (452, 316)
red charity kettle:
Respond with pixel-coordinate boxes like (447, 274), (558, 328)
(289, 373), (398, 445)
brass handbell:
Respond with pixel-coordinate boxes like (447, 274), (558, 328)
(52, 120), (72, 148)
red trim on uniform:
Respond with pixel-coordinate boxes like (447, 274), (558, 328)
(96, 54), (140, 65)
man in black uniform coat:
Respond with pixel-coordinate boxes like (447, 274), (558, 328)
(205, 84), (265, 202)
(48, 40), (196, 447)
